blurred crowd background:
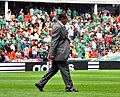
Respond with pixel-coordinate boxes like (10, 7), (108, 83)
(0, 2), (120, 62)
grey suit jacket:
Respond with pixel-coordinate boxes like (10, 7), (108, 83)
(48, 21), (70, 61)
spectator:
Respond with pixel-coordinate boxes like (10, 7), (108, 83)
(10, 49), (16, 60)
(18, 12), (24, 22)
(25, 12), (32, 22)
(0, 49), (5, 62)
(16, 49), (22, 58)
(32, 45), (38, 58)
(5, 9), (12, 22)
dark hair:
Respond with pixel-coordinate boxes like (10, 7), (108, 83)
(58, 12), (67, 20)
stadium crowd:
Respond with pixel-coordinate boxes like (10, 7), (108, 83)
(0, 6), (120, 62)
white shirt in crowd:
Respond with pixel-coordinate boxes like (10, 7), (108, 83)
(23, 31), (29, 37)
(91, 40), (97, 50)
(44, 35), (51, 43)
(7, 33), (11, 40)
(10, 44), (15, 51)
(30, 8), (34, 16)
(105, 26), (110, 31)
(68, 26), (74, 37)
(34, 33), (40, 41)
(5, 11), (11, 21)
(23, 47), (29, 56)
(85, 45), (91, 54)
(31, 15), (37, 24)
(32, 46), (38, 55)
(96, 32), (102, 39)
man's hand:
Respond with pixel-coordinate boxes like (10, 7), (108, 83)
(48, 55), (54, 61)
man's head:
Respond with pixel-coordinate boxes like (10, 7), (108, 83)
(58, 12), (68, 25)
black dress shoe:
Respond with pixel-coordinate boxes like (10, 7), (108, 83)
(35, 83), (44, 92)
(66, 89), (78, 92)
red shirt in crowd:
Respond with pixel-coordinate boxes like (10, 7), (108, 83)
(10, 50), (16, 59)
(117, 15), (120, 23)
(89, 48), (97, 58)
(25, 13), (32, 22)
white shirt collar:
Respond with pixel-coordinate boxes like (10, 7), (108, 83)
(58, 20), (64, 27)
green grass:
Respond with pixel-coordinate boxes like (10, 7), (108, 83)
(0, 70), (120, 97)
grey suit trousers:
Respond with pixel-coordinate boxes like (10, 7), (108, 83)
(37, 61), (74, 90)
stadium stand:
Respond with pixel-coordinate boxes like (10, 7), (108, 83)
(0, 1), (120, 62)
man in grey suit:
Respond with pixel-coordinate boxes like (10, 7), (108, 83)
(35, 12), (78, 92)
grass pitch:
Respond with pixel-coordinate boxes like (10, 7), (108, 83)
(0, 70), (120, 97)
